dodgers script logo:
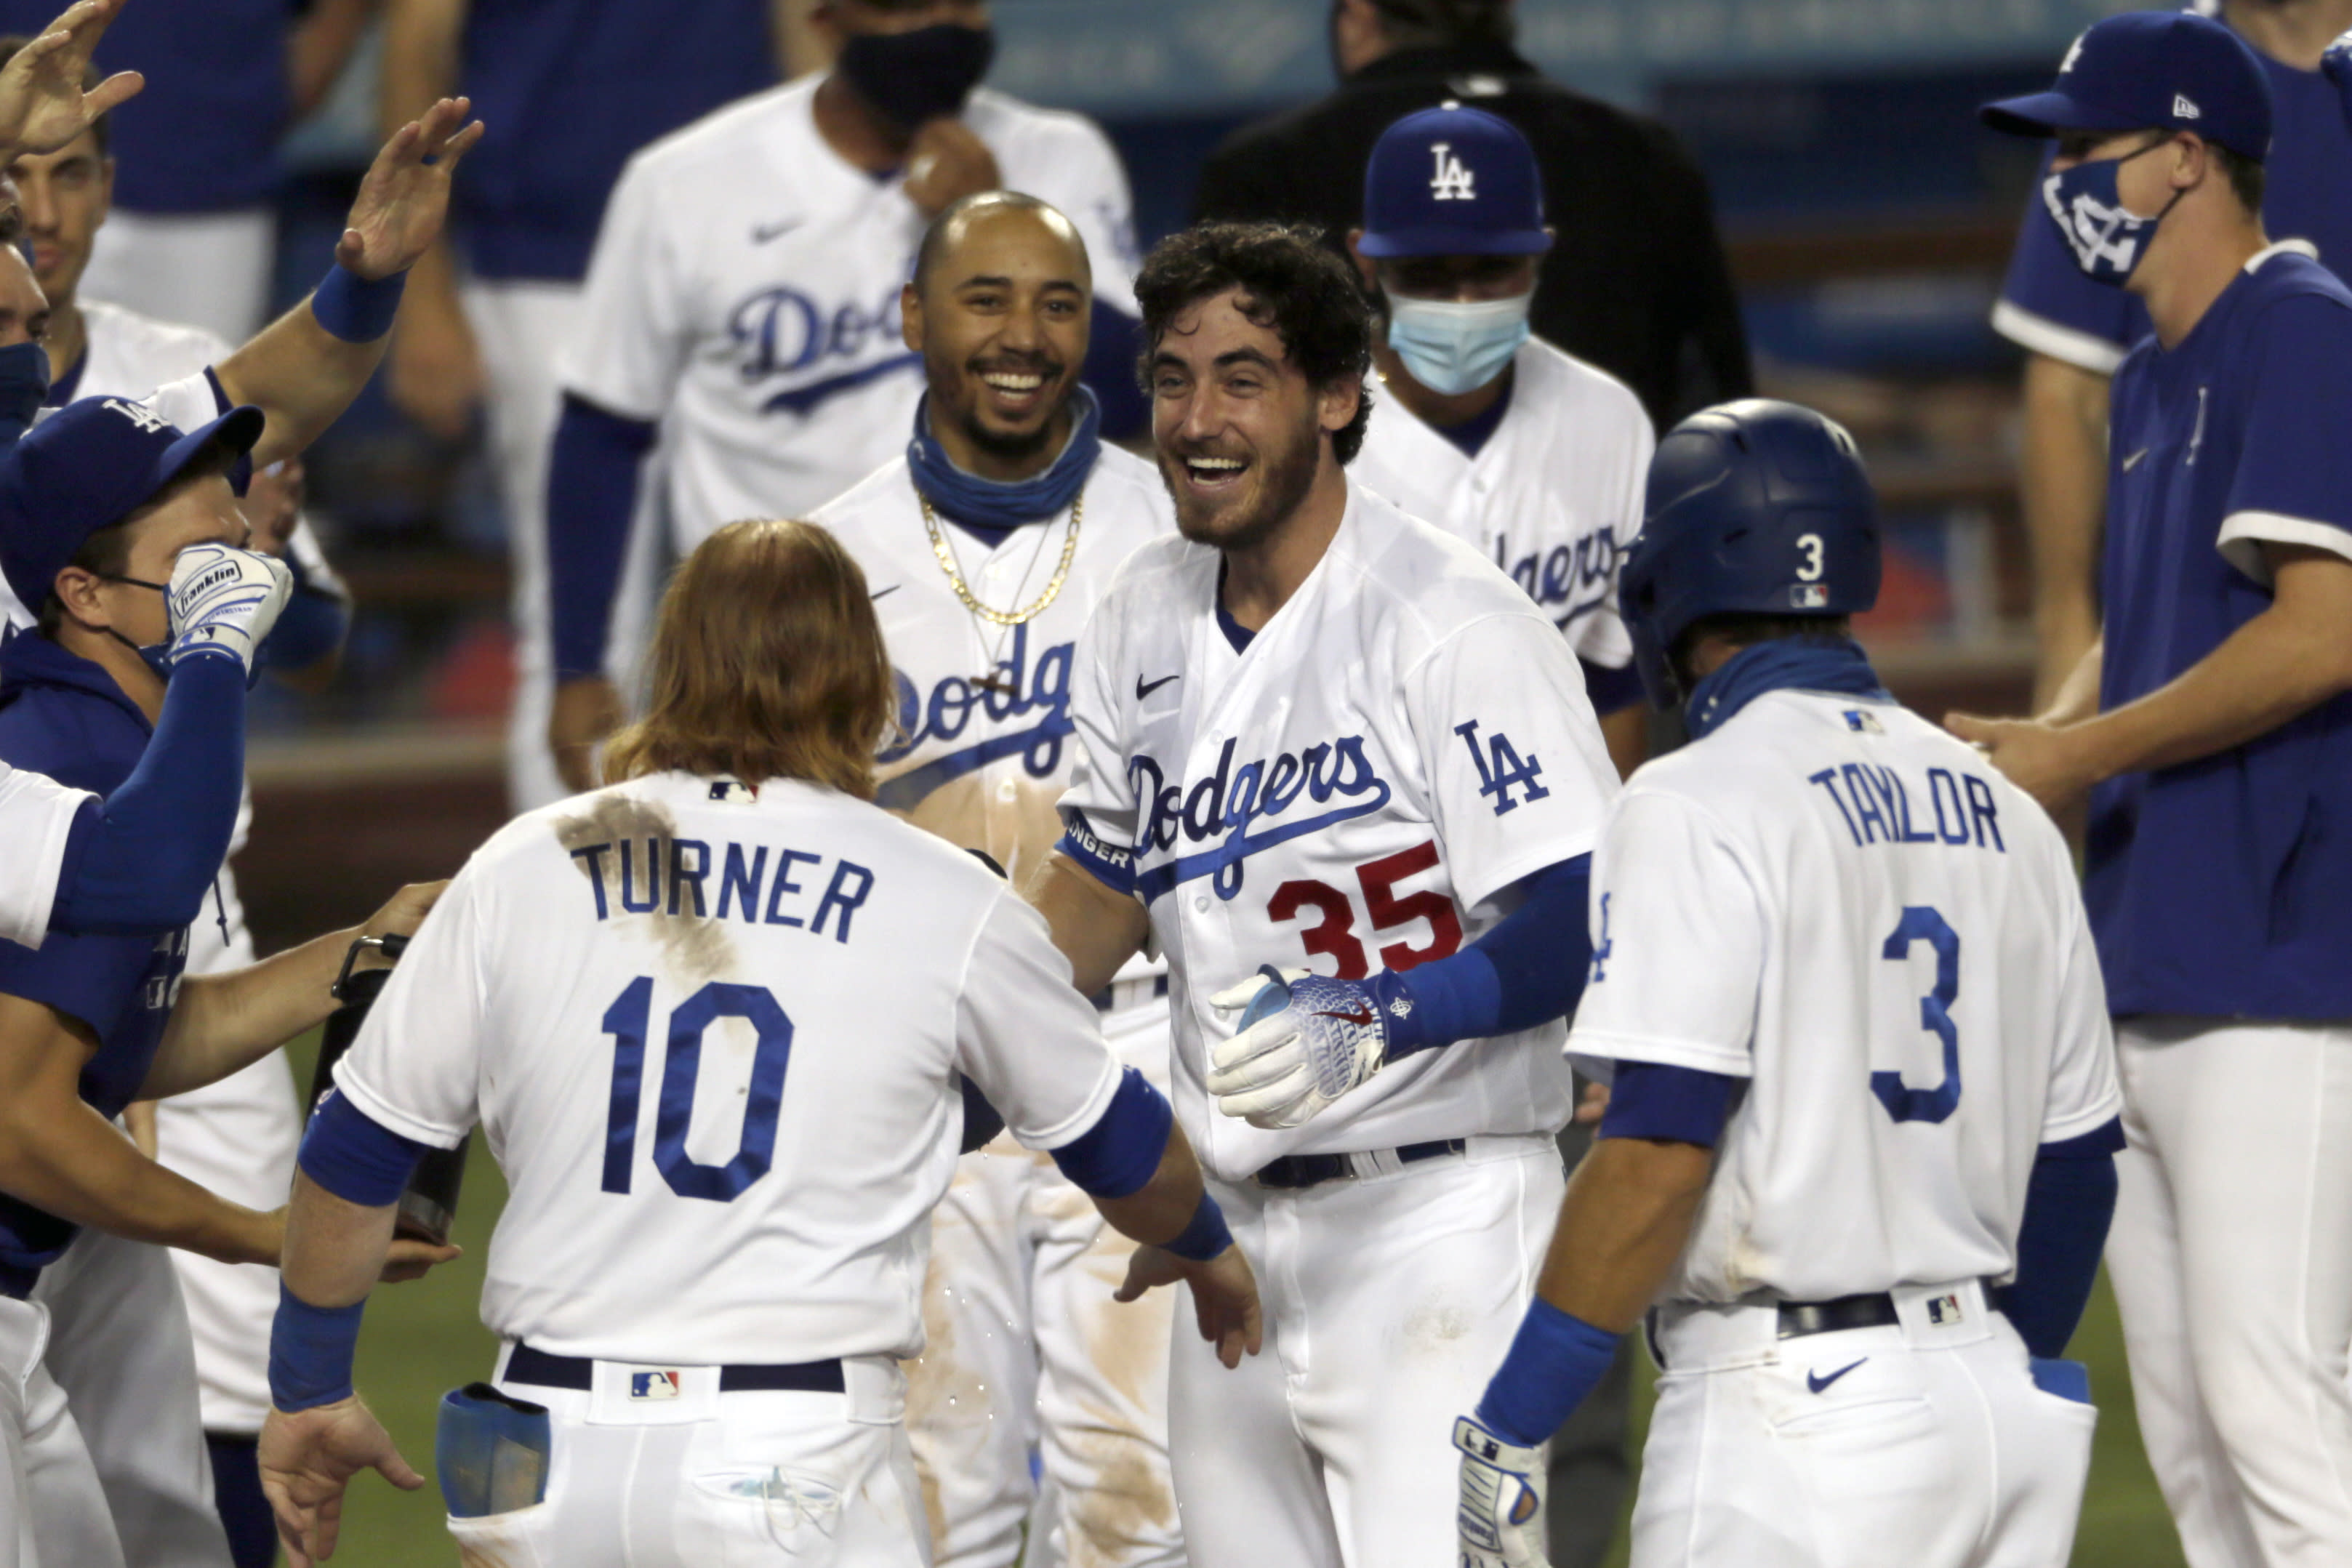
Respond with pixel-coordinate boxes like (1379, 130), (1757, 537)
(1128, 735), (1393, 903)
(1498, 526), (1618, 627)
(1429, 142), (1475, 201)
(875, 622), (1075, 811)
(727, 278), (920, 418)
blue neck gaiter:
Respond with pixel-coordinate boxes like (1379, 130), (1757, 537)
(1685, 636), (1891, 739)
(907, 385), (1100, 536)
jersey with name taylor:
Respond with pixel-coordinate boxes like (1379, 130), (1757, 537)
(1056, 482), (1618, 1183)
(1569, 688), (2120, 1303)
(561, 76), (1141, 547)
(811, 443), (1173, 896)
(1349, 337), (1651, 676)
(332, 771), (1125, 1364)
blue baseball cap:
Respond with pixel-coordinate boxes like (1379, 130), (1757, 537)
(0, 395), (263, 611)
(1359, 103), (1550, 259)
(1980, 10), (2273, 162)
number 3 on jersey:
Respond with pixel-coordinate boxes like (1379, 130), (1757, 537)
(601, 977), (793, 1201)
(1876, 906), (1961, 1124)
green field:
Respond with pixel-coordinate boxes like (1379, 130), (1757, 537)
(292, 1029), (2184, 1567)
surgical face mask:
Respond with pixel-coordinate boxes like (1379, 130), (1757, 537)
(2042, 138), (2183, 286)
(836, 23), (995, 132)
(0, 341), (50, 443)
(1385, 291), (1533, 396)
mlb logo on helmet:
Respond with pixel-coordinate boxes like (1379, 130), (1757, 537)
(1926, 1292), (1964, 1326)
(1789, 584), (1829, 609)
(630, 1370), (683, 1401)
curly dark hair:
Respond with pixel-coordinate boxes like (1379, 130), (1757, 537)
(1133, 222), (1375, 465)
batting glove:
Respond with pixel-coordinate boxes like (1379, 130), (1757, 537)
(1207, 964), (1393, 1129)
(1453, 1415), (1551, 1568)
(166, 543), (292, 678)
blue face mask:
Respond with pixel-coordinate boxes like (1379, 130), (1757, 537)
(2042, 137), (2182, 286)
(1386, 292), (1532, 396)
(0, 341), (51, 443)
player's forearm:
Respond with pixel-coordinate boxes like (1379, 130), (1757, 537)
(147, 926), (364, 1099)
(380, 0), (465, 133)
(289, 0), (377, 120)
(0, 1090), (276, 1264)
(2038, 637), (2103, 727)
(1091, 1121), (1208, 1250)
(214, 301), (391, 471)
(1025, 851), (1149, 997)
(2020, 353), (2112, 708)
(1533, 1135), (1714, 1334)
(1600, 704), (1647, 781)
(281, 1171), (398, 1311)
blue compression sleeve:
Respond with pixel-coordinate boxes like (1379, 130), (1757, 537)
(260, 552), (349, 672)
(1477, 1298), (1621, 1447)
(270, 1285), (364, 1411)
(547, 394), (659, 679)
(1598, 1061), (1743, 1146)
(1048, 1068), (1172, 1199)
(49, 656), (246, 933)
(1996, 1117), (2124, 1359)
(298, 1090), (430, 1207)
(1376, 853), (1592, 1058)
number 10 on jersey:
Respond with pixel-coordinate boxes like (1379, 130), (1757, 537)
(601, 977), (795, 1201)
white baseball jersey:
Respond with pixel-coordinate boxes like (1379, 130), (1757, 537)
(0, 762), (91, 949)
(563, 76), (1141, 546)
(812, 443), (1173, 898)
(1349, 338), (1652, 675)
(1569, 687), (2123, 1303)
(1056, 481), (1618, 1183)
(334, 770), (1126, 1364)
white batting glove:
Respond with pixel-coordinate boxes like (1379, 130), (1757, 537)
(1454, 1415), (1552, 1568)
(166, 543), (292, 676)
(1206, 964), (1392, 1130)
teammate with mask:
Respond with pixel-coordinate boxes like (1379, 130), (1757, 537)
(810, 192), (1181, 1568)
(1962, 19), (2352, 1563)
(1345, 105), (1651, 781)
(1454, 400), (2123, 1568)
(543, 0), (1143, 795)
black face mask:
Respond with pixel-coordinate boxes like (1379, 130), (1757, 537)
(836, 23), (995, 132)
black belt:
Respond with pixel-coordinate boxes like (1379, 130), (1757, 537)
(1775, 1292), (1902, 1340)
(1088, 974), (1171, 1013)
(502, 1342), (844, 1394)
(1253, 1138), (1465, 1190)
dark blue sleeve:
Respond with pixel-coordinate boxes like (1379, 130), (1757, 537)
(547, 394), (659, 680)
(2225, 294), (2352, 546)
(1578, 657), (1645, 717)
(1996, 1117), (2124, 1359)
(1376, 853), (1590, 1056)
(49, 656), (246, 934)
(1048, 1067), (1172, 1199)
(1084, 301), (1149, 441)
(1597, 1060), (1742, 1146)
(297, 1089), (430, 1207)
(258, 552), (349, 673)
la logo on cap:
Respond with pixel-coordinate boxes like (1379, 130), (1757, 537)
(2058, 32), (2085, 73)
(1429, 142), (1475, 201)
(105, 398), (169, 435)
(2173, 93), (2202, 118)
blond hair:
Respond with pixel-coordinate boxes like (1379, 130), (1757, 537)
(603, 518), (894, 797)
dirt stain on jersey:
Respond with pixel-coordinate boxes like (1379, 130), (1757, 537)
(553, 794), (737, 984)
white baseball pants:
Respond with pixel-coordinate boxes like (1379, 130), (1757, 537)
(79, 209), (275, 346)
(449, 1353), (925, 1566)
(2104, 1016), (2352, 1568)
(908, 989), (1182, 1568)
(1164, 1134), (1562, 1568)
(0, 1292), (129, 1568)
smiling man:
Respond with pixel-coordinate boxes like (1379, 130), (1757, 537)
(1022, 221), (1618, 1568)
(808, 191), (1181, 1568)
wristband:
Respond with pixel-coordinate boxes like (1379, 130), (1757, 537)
(269, 1284), (366, 1412)
(1162, 1190), (1233, 1262)
(1475, 1298), (1620, 1447)
(310, 263), (407, 343)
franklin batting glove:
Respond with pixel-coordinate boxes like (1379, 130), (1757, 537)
(167, 543), (292, 678)
(1453, 1414), (1551, 1568)
(1207, 964), (1390, 1130)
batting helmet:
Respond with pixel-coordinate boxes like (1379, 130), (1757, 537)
(1620, 398), (1880, 707)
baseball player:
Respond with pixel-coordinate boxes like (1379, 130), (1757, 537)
(1992, 0), (2352, 706)
(542, 0), (1144, 794)
(1344, 104), (1653, 779)
(0, 41), (356, 1565)
(1026, 221), (1618, 1568)
(252, 517), (1259, 1568)
(808, 191), (1181, 1568)
(1454, 398), (2124, 1568)
(1964, 19), (2352, 1564)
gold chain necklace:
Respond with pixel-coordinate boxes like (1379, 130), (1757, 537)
(920, 491), (1083, 627)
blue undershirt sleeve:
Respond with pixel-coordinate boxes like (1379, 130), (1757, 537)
(298, 1089), (430, 1208)
(1996, 1117), (2124, 1359)
(259, 550), (350, 672)
(1597, 1060), (1743, 1146)
(1374, 854), (1591, 1058)
(1578, 657), (1646, 717)
(49, 656), (246, 933)
(1048, 1067), (1172, 1199)
(547, 394), (659, 680)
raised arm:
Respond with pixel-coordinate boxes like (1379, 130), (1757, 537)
(0, 0), (140, 164)
(377, 0), (483, 441)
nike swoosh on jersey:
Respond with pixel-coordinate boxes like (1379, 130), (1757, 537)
(1136, 672), (1180, 700)
(1316, 1006), (1375, 1026)
(2121, 448), (2149, 472)
(762, 353), (923, 418)
(751, 217), (803, 244)
(1806, 1358), (1868, 1394)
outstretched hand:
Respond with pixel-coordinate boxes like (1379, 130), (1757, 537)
(337, 97), (485, 281)
(260, 1396), (422, 1567)
(1115, 1242), (1264, 1370)
(0, 0), (142, 160)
